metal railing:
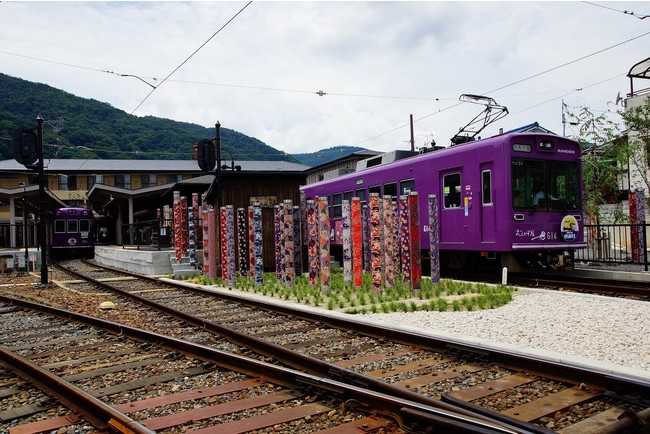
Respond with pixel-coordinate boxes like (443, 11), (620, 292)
(576, 222), (649, 271)
(121, 218), (203, 250)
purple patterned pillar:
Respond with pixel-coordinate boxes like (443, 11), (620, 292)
(408, 192), (421, 290)
(202, 209), (209, 276)
(274, 204), (282, 282)
(399, 195), (410, 284)
(207, 208), (217, 280)
(293, 205), (302, 277)
(428, 194), (440, 283)
(237, 208), (247, 277)
(283, 200), (295, 287)
(225, 205), (235, 287)
(306, 200), (319, 285)
(342, 199), (352, 283)
(253, 203), (264, 286)
(248, 206), (255, 280)
(362, 204), (370, 273)
(382, 196), (395, 288)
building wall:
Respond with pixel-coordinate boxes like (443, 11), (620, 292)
(626, 93), (650, 197)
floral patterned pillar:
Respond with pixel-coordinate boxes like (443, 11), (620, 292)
(362, 204), (370, 273)
(225, 205), (235, 287)
(351, 197), (363, 287)
(180, 196), (188, 258)
(318, 197), (330, 292)
(408, 191), (421, 290)
(248, 206), (255, 280)
(253, 203), (264, 286)
(342, 199), (352, 283)
(306, 200), (319, 285)
(428, 194), (440, 283)
(369, 193), (382, 292)
(207, 208), (217, 280)
(399, 195), (410, 284)
(220, 207), (228, 282)
(283, 200), (295, 287)
(173, 191), (181, 262)
(202, 209), (209, 276)
(237, 208), (247, 277)
(382, 196), (395, 288)
(293, 205), (302, 277)
(188, 198), (196, 268)
(274, 204), (282, 282)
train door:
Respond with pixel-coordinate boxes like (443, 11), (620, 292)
(480, 163), (496, 243)
(440, 170), (464, 245)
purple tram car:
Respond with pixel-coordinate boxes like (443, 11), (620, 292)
(301, 132), (586, 272)
(50, 207), (95, 259)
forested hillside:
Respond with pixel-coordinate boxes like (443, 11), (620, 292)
(0, 73), (295, 162)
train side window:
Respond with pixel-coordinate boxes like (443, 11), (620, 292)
(343, 190), (353, 204)
(481, 170), (492, 205)
(332, 193), (342, 218)
(355, 189), (366, 204)
(369, 185), (380, 196)
(67, 220), (79, 233)
(443, 173), (461, 208)
(80, 220), (91, 233)
(383, 182), (397, 198)
(400, 179), (415, 195)
(54, 220), (66, 234)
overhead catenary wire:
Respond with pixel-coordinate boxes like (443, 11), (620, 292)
(129, 1), (253, 114)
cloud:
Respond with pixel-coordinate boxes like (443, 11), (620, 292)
(1, 1), (648, 155)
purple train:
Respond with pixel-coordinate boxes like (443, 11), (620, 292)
(301, 132), (586, 272)
(50, 207), (95, 259)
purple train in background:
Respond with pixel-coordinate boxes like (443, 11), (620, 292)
(301, 132), (586, 272)
(50, 207), (95, 259)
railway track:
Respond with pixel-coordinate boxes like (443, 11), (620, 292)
(1, 297), (519, 434)
(2, 260), (649, 433)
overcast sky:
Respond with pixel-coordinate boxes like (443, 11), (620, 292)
(1, 1), (649, 157)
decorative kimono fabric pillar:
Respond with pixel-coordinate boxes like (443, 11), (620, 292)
(253, 203), (264, 286)
(351, 197), (363, 287)
(283, 200), (295, 287)
(306, 200), (319, 285)
(408, 192), (421, 290)
(362, 204), (370, 273)
(173, 191), (181, 262)
(318, 197), (330, 292)
(220, 207), (228, 282)
(274, 205), (282, 282)
(188, 199), (196, 268)
(399, 195), (410, 284)
(180, 196), (188, 258)
(202, 209), (210, 276)
(342, 199), (352, 283)
(428, 194), (440, 283)
(237, 208), (247, 277)
(293, 206), (302, 277)
(369, 193), (382, 292)
(225, 206), (235, 287)
(248, 206), (255, 279)
(382, 196), (395, 288)
(207, 208), (217, 280)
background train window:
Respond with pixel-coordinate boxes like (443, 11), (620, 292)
(332, 193), (342, 218)
(369, 185), (380, 196)
(67, 219), (79, 233)
(511, 158), (544, 210)
(481, 170), (492, 205)
(343, 190), (353, 204)
(80, 219), (91, 233)
(443, 173), (461, 208)
(355, 189), (366, 204)
(54, 220), (66, 233)
(400, 179), (415, 195)
(383, 182), (397, 198)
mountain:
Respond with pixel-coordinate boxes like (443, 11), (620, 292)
(0, 73), (296, 162)
(292, 145), (371, 166)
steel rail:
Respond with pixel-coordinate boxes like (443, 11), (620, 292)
(0, 343), (153, 434)
(61, 262), (544, 433)
(0, 294), (529, 434)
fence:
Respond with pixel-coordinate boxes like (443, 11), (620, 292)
(576, 222), (649, 271)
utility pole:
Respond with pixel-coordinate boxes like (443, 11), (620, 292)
(36, 116), (48, 285)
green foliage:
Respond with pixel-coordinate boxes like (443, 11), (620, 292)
(0, 73), (297, 162)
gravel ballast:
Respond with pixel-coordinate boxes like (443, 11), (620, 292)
(360, 289), (650, 375)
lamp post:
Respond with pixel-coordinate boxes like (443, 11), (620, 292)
(18, 181), (28, 271)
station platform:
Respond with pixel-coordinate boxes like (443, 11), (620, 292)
(94, 245), (182, 276)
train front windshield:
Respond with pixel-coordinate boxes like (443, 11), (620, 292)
(512, 158), (580, 211)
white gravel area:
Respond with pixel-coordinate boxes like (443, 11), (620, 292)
(361, 289), (650, 375)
